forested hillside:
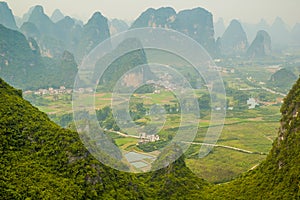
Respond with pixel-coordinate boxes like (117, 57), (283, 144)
(0, 25), (77, 90)
(0, 78), (209, 199)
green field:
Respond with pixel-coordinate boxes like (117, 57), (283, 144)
(115, 137), (138, 147)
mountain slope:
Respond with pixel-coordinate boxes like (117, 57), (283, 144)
(109, 19), (129, 35)
(51, 9), (65, 23)
(75, 12), (110, 61)
(131, 7), (217, 57)
(269, 17), (291, 48)
(291, 23), (300, 45)
(214, 18), (226, 38)
(267, 68), (297, 93)
(0, 24), (77, 90)
(172, 7), (216, 56)
(0, 78), (143, 199)
(27, 5), (55, 37)
(0, 2), (18, 30)
(131, 7), (176, 29)
(221, 19), (248, 56)
(247, 30), (272, 58)
(242, 19), (270, 45)
(0, 77), (210, 199)
(210, 77), (300, 199)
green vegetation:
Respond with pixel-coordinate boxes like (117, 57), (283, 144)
(0, 78), (210, 198)
(138, 140), (169, 152)
(208, 77), (300, 199)
(268, 68), (298, 93)
(0, 25), (78, 90)
(97, 38), (150, 92)
(96, 106), (120, 131)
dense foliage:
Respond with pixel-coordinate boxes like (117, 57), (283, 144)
(0, 78), (210, 199)
(0, 78), (140, 199)
(0, 25), (78, 90)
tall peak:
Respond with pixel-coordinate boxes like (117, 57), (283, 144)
(0, 1), (18, 30)
(51, 9), (64, 23)
(32, 5), (44, 14)
(221, 19), (248, 55)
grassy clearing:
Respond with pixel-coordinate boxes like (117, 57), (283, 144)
(115, 137), (138, 147)
(186, 147), (267, 183)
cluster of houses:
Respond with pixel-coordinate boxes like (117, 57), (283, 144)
(209, 65), (235, 74)
(24, 87), (96, 96)
(74, 87), (94, 94)
(246, 97), (283, 109)
(138, 132), (160, 144)
(247, 98), (259, 109)
(146, 73), (178, 92)
(24, 86), (72, 96)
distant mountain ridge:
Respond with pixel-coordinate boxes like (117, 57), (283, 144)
(75, 12), (110, 61)
(131, 7), (218, 57)
(247, 30), (272, 58)
(270, 17), (291, 48)
(17, 5), (110, 61)
(0, 24), (77, 90)
(291, 23), (300, 45)
(51, 9), (64, 23)
(220, 19), (248, 56)
(109, 19), (129, 35)
(242, 17), (292, 50)
(242, 19), (270, 44)
(0, 3), (298, 60)
(214, 18), (226, 38)
(0, 1), (18, 30)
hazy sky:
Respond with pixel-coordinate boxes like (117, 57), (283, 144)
(5, 0), (300, 26)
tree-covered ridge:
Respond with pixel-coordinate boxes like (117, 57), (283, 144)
(0, 78), (209, 199)
(0, 78), (141, 199)
(0, 24), (78, 90)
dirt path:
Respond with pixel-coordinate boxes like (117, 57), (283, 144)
(183, 141), (266, 155)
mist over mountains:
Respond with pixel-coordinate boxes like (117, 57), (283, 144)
(240, 17), (294, 50)
(0, 1), (298, 90)
(220, 19), (249, 56)
(247, 30), (272, 58)
(0, 1), (298, 63)
(0, 2), (17, 30)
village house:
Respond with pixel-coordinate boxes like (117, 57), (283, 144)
(139, 132), (160, 144)
(247, 98), (259, 109)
